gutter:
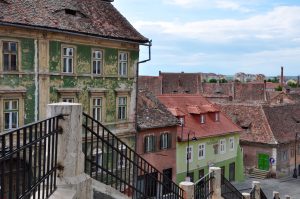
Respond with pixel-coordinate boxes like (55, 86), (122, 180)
(134, 40), (152, 150)
(0, 21), (150, 45)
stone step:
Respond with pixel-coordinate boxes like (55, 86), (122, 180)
(249, 168), (269, 179)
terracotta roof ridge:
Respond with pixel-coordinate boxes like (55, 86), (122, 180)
(260, 105), (278, 144)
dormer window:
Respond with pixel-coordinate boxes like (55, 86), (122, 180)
(215, 112), (220, 122)
(65, 9), (77, 16)
(200, 114), (205, 124)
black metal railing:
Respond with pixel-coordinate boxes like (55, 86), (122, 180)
(82, 112), (184, 199)
(260, 189), (267, 199)
(221, 174), (243, 199)
(250, 187), (268, 199)
(0, 115), (62, 199)
(194, 171), (214, 199)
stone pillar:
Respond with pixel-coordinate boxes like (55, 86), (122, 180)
(179, 181), (195, 199)
(273, 191), (280, 199)
(252, 181), (261, 199)
(209, 167), (222, 199)
(48, 103), (92, 199)
(285, 195), (291, 199)
(242, 193), (250, 199)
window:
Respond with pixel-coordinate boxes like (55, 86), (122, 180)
(118, 52), (128, 76)
(118, 97), (127, 120)
(92, 98), (102, 122)
(62, 98), (74, 103)
(219, 139), (226, 154)
(117, 144), (126, 168)
(4, 100), (18, 130)
(187, 172), (194, 182)
(62, 47), (74, 73)
(290, 146), (294, 157)
(3, 41), (18, 71)
(92, 50), (103, 74)
(144, 135), (156, 153)
(198, 143), (205, 160)
(186, 146), (193, 163)
(200, 114), (205, 124)
(215, 112), (220, 122)
(281, 150), (288, 161)
(229, 137), (234, 151)
(160, 133), (171, 149)
(179, 117), (184, 126)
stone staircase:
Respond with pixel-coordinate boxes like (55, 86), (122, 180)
(249, 168), (269, 179)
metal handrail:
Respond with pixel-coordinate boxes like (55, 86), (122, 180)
(221, 174), (243, 199)
(0, 115), (63, 199)
(82, 112), (184, 198)
(194, 171), (214, 199)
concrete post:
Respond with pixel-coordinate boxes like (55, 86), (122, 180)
(273, 191), (280, 199)
(179, 181), (195, 199)
(242, 193), (250, 199)
(209, 167), (222, 199)
(285, 195), (291, 199)
(252, 181), (261, 199)
(48, 103), (92, 199)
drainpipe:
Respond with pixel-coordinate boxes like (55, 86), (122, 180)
(34, 39), (39, 121)
(135, 39), (152, 149)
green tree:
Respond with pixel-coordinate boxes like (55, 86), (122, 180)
(209, 78), (217, 83)
(219, 78), (228, 83)
(275, 85), (282, 91)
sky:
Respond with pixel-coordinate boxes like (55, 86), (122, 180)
(113, 0), (300, 76)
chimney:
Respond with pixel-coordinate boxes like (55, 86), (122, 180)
(264, 80), (267, 101)
(281, 66), (284, 86)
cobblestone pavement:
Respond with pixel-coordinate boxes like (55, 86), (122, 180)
(233, 176), (300, 199)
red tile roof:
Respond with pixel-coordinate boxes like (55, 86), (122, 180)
(157, 94), (241, 140)
(0, 0), (148, 43)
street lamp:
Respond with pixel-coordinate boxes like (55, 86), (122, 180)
(293, 132), (300, 178)
(186, 131), (197, 182)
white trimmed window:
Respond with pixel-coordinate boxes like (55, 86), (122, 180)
(198, 143), (205, 160)
(179, 117), (184, 126)
(92, 98), (102, 122)
(229, 137), (234, 151)
(4, 100), (19, 130)
(118, 97), (127, 120)
(160, 132), (171, 149)
(215, 112), (220, 122)
(118, 52), (128, 76)
(220, 139), (226, 154)
(92, 50), (103, 74)
(186, 146), (193, 163)
(62, 98), (74, 103)
(3, 41), (18, 71)
(63, 47), (74, 73)
(200, 114), (205, 124)
(144, 135), (156, 153)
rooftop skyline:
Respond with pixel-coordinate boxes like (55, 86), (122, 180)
(114, 0), (300, 76)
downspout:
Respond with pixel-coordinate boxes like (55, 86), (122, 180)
(135, 39), (152, 148)
(34, 39), (39, 121)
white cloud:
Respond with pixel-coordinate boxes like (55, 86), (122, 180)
(134, 6), (300, 43)
(215, 0), (252, 12)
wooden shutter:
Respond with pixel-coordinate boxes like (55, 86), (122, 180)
(144, 136), (148, 153)
(160, 134), (163, 150)
(152, 135), (156, 152)
(168, 133), (172, 148)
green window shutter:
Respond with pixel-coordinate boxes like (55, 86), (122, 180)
(160, 134), (163, 150)
(152, 135), (156, 152)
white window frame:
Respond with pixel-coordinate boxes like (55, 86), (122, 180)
(186, 146), (193, 163)
(118, 97), (127, 120)
(179, 117), (184, 126)
(145, 135), (155, 153)
(229, 137), (234, 151)
(198, 143), (206, 160)
(200, 114), (205, 124)
(2, 41), (18, 71)
(92, 49), (103, 75)
(118, 52), (128, 76)
(161, 133), (169, 149)
(92, 98), (102, 122)
(3, 99), (19, 130)
(215, 112), (220, 122)
(219, 139), (226, 154)
(62, 47), (74, 73)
